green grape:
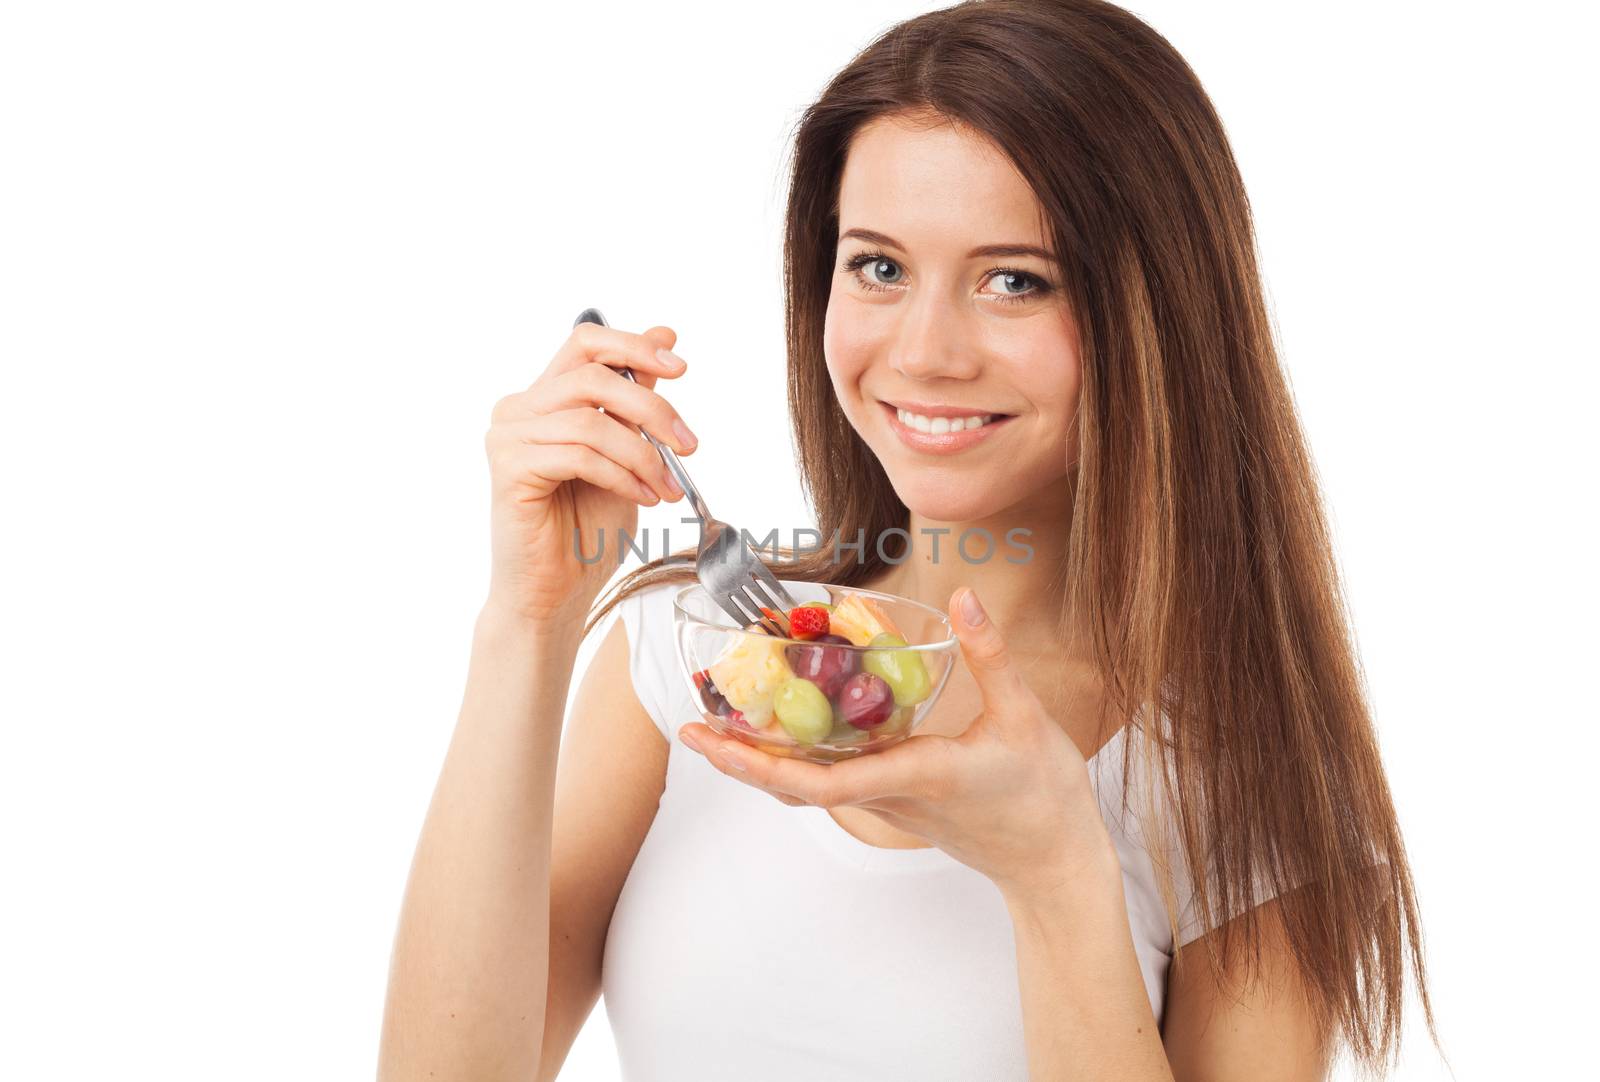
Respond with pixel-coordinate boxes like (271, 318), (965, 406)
(862, 632), (932, 706)
(774, 677), (832, 744)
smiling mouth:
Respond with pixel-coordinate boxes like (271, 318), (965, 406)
(892, 407), (1001, 434)
(878, 400), (1015, 453)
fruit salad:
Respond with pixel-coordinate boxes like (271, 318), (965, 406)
(693, 594), (934, 752)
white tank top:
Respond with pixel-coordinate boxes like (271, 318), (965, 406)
(600, 582), (1268, 1081)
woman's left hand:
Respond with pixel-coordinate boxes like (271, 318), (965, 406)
(677, 587), (1119, 902)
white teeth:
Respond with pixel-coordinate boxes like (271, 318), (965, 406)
(896, 407), (995, 434)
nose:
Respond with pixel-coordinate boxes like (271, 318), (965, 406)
(885, 291), (983, 382)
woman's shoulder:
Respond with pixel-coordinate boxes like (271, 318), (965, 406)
(611, 577), (687, 645)
(607, 577), (695, 740)
(1093, 718), (1284, 951)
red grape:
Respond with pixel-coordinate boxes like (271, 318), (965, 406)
(784, 633), (858, 698)
(835, 671), (894, 730)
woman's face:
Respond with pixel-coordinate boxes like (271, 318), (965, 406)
(824, 112), (1083, 524)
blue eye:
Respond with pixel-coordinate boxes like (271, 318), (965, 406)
(845, 253), (904, 287)
(839, 249), (1050, 306)
(985, 271), (1036, 299)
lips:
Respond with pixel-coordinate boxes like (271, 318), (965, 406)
(877, 400), (1014, 455)
(893, 407), (997, 434)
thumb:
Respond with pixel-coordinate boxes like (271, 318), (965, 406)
(950, 588), (1032, 715)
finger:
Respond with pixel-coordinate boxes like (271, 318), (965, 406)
(493, 441), (660, 506)
(949, 588), (1034, 714)
(542, 363), (698, 453)
(492, 410), (683, 503)
(544, 322), (686, 383)
(676, 723), (803, 802)
(622, 326), (675, 391)
(679, 722), (940, 808)
(617, 325), (674, 392)
(505, 364), (698, 456)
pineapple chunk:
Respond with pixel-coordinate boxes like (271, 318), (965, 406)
(827, 594), (904, 646)
(707, 629), (794, 727)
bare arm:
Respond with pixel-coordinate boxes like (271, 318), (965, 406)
(1005, 852), (1331, 1081)
(376, 607), (583, 1080)
(1161, 897), (1334, 1081)
(535, 617), (668, 1081)
(378, 604), (671, 1082)
(1004, 845), (1177, 1082)
(376, 319), (698, 1079)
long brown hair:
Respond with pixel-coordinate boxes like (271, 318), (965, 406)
(585, 0), (1431, 1068)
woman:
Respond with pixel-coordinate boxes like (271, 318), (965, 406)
(379, 1), (1432, 1079)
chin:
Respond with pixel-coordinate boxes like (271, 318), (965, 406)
(884, 470), (1022, 524)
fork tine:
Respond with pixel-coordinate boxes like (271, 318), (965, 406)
(725, 590), (761, 627)
(738, 583), (788, 637)
(749, 559), (799, 611)
(739, 589), (784, 637)
(726, 589), (782, 637)
(751, 576), (792, 620)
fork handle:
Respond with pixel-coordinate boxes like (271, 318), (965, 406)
(616, 367), (711, 525)
(572, 308), (712, 526)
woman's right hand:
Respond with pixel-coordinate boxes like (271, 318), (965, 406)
(482, 321), (697, 629)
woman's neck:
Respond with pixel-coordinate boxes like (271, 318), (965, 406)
(865, 486), (1082, 662)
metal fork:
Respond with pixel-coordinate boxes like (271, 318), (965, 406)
(573, 308), (798, 637)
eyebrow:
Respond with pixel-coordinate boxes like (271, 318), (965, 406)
(837, 227), (1057, 263)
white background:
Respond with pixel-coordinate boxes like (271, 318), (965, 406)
(2, 2), (1594, 1078)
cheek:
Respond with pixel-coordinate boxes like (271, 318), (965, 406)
(996, 331), (1083, 467)
(822, 298), (872, 407)
(1051, 361), (1084, 429)
(1051, 356), (1086, 467)
(1001, 330), (1083, 421)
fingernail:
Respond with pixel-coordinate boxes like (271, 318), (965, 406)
(656, 347), (686, 371)
(719, 746), (747, 772)
(636, 479), (659, 504)
(670, 417), (697, 451)
(662, 470), (684, 499)
(960, 588), (987, 627)
(678, 727), (699, 752)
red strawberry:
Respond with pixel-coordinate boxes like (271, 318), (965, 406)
(787, 605), (829, 641)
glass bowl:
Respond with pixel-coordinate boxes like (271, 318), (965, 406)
(673, 581), (957, 764)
